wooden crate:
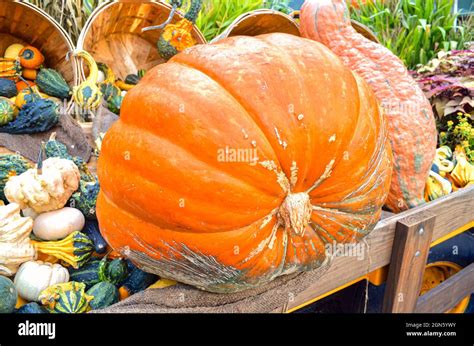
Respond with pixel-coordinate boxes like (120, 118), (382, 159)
(282, 185), (474, 313)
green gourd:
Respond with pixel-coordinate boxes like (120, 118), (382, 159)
(0, 154), (32, 203)
(0, 78), (18, 98)
(39, 282), (92, 313)
(125, 74), (140, 85)
(69, 180), (100, 219)
(0, 275), (17, 313)
(100, 258), (128, 286)
(36, 68), (71, 100)
(119, 264), (158, 299)
(68, 259), (103, 289)
(87, 281), (119, 310)
(137, 69), (146, 79)
(100, 82), (120, 102)
(107, 95), (123, 115)
(0, 97), (18, 126)
(97, 62), (116, 84)
(0, 99), (58, 134)
(45, 132), (95, 182)
(69, 257), (128, 289)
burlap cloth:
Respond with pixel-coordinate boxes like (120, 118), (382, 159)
(97, 258), (333, 313)
(0, 108), (92, 162)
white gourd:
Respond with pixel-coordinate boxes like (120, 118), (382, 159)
(14, 261), (70, 302)
(5, 158), (80, 213)
(33, 207), (85, 240)
(0, 203), (35, 276)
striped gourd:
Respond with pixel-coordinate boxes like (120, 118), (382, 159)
(39, 282), (92, 313)
(0, 97), (18, 126)
(32, 231), (94, 269)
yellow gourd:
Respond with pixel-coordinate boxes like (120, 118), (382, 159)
(72, 50), (102, 110)
(449, 149), (474, 189)
(4, 44), (25, 59)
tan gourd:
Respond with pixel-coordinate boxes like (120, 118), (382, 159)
(0, 203), (36, 276)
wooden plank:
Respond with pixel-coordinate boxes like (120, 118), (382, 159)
(415, 263), (474, 313)
(282, 186), (474, 312)
(382, 211), (435, 312)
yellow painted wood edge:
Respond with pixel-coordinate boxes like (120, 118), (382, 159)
(430, 221), (474, 247)
(287, 223), (474, 313)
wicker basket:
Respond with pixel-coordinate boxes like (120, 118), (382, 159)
(76, 0), (206, 80)
(0, 1), (79, 157)
(212, 9), (300, 42)
(0, 1), (77, 85)
(213, 9), (379, 44)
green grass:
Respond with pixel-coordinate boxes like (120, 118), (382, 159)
(350, 0), (473, 69)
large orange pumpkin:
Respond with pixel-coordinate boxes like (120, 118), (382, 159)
(300, 0), (437, 212)
(97, 33), (392, 293)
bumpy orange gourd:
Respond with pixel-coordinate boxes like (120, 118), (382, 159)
(97, 33), (392, 293)
(300, 0), (437, 212)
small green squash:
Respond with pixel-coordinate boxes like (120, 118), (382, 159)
(97, 62), (116, 84)
(107, 95), (123, 114)
(36, 68), (71, 100)
(0, 154), (32, 203)
(69, 180), (100, 219)
(69, 257), (127, 288)
(0, 97), (18, 126)
(125, 74), (140, 85)
(100, 258), (128, 286)
(0, 78), (18, 98)
(68, 259), (102, 289)
(0, 99), (58, 134)
(39, 281), (93, 313)
(100, 82), (120, 102)
(0, 275), (17, 313)
(87, 281), (119, 310)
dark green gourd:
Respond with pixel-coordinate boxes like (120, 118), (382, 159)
(0, 99), (58, 134)
(69, 180), (100, 219)
(36, 68), (71, 100)
(82, 220), (107, 254)
(0, 154), (32, 202)
(87, 282), (119, 310)
(0, 78), (18, 98)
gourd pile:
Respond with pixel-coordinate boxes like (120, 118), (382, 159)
(0, 44), (71, 134)
(0, 135), (168, 314)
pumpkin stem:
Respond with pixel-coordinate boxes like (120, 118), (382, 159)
(277, 192), (313, 236)
(36, 141), (45, 175)
(142, 3), (179, 32)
